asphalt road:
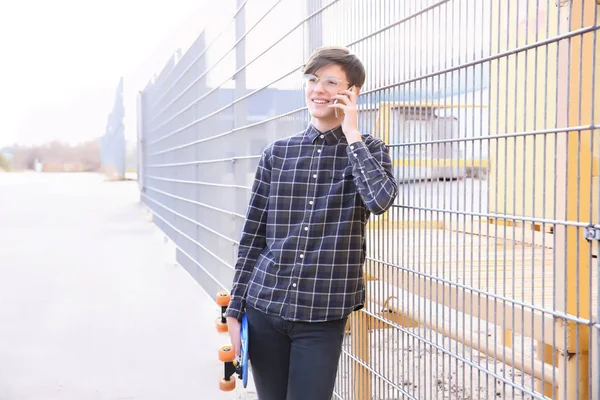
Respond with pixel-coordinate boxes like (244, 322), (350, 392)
(0, 172), (256, 400)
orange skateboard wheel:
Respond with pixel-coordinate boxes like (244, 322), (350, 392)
(216, 319), (228, 333)
(219, 376), (236, 391)
(216, 291), (231, 307)
(219, 345), (236, 363)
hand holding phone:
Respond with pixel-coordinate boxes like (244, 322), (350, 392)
(333, 85), (355, 119)
(330, 86), (361, 142)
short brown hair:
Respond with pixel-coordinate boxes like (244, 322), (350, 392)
(303, 46), (366, 88)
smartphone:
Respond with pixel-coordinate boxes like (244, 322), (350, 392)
(334, 85), (355, 119)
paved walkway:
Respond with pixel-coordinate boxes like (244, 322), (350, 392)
(0, 173), (256, 400)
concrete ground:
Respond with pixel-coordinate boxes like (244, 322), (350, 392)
(0, 172), (257, 400)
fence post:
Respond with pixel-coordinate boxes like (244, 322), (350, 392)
(234, 0), (246, 130)
(305, 0), (323, 55)
(350, 310), (371, 400)
(554, 1), (597, 398)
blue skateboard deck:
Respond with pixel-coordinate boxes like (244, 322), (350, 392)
(240, 313), (249, 387)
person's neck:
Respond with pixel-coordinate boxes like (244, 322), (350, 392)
(310, 117), (341, 133)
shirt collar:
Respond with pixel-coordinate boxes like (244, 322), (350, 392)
(304, 124), (346, 145)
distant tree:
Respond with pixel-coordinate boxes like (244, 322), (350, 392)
(12, 147), (39, 170)
(10, 139), (102, 171)
(0, 153), (9, 171)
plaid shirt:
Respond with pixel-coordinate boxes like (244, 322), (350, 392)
(225, 124), (398, 322)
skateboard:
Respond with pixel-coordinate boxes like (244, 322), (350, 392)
(216, 291), (249, 391)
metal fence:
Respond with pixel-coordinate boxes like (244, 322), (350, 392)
(102, 77), (126, 179)
(137, 0), (599, 398)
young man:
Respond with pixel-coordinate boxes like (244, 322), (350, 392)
(224, 46), (398, 399)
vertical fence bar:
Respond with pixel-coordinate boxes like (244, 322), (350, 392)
(234, 0), (247, 133)
(590, 0), (600, 398)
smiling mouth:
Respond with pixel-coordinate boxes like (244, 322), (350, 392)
(312, 99), (329, 104)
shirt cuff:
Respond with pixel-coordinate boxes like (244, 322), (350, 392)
(224, 299), (245, 320)
(346, 139), (387, 184)
(346, 140), (372, 165)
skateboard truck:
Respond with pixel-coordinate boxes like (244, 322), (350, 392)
(218, 345), (240, 391)
(216, 291), (230, 333)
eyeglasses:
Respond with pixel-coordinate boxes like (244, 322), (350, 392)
(302, 74), (350, 90)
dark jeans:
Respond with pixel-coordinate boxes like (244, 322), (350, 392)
(246, 305), (348, 400)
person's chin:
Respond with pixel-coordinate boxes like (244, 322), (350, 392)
(310, 110), (335, 120)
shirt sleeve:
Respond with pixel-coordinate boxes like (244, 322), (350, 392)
(347, 138), (398, 215)
(224, 147), (272, 320)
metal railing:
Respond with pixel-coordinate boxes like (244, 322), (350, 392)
(137, 0), (600, 398)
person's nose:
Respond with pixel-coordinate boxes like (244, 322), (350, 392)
(312, 80), (328, 94)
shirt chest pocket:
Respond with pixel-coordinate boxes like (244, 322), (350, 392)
(273, 159), (311, 188)
(326, 167), (356, 198)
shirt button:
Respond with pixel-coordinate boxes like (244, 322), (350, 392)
(309, 200), (314, 205)
(317, 149), (322, 153)
(292, 283), (297, 288)
(353, 153), (358, 157)
(299, 254), (304, 259)
(320, 135), (324, 139)
(304, 227), (308, 231)
(313, 174), (317, 178)
(350, 145), (355, 150)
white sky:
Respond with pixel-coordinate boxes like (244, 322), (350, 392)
(0, 0), (219, 147)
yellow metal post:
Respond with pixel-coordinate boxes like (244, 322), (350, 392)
(377, 101), (390, 145)
(554, 1), (597, 399)
(372, 102), (391, 228)
(350, 310), (372, 400)
(502, 329), (513, 349)
(536, 343), (555, 397)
